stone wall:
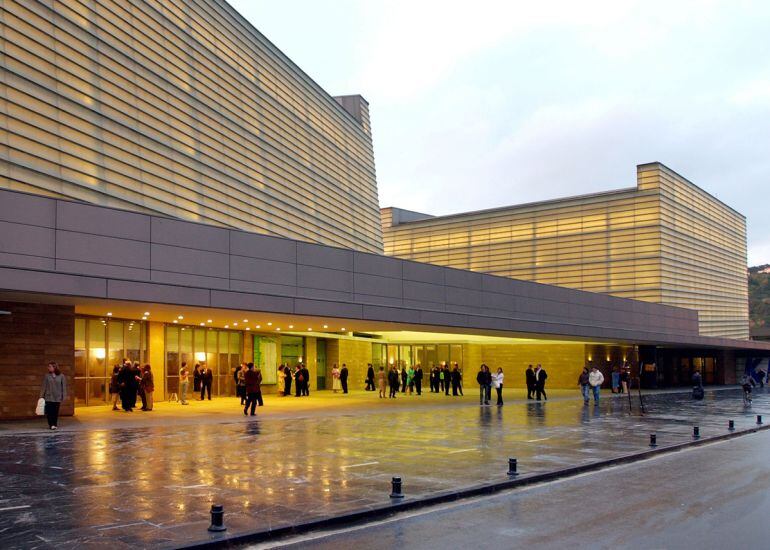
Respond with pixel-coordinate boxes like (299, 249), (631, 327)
(0, 301), (74, 419)
(480, 344), (586, 389)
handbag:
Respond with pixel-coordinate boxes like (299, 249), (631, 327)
(35, 398), (45, 416)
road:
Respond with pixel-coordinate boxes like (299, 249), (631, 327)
(255, 429), (770, 550)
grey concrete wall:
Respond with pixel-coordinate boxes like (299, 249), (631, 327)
(1, 187), (762, 351)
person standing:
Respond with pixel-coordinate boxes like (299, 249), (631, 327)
(476, 364), (492, 405)
(492, 367), (504, 406)
(131, 361), (142, 411)
(340, 363), (349, 394)
(366, 364), (376, 391)
(243, 363), (262, 416)
(578, 367), (591, 405)
(237, 363), (247, 405)
(39, 361), (67, 430)
(141, 365), (154, 411)
(451, 364), (461, 396)
(526, 365), (536, 400)
(454, 362), (464, 396)
(589, 365), (604, 404)
(294, 365), (302, 397)
(200, 364), (213, 400)
(388, 366), (399, 398)
(438, 364), (445, 393)
(284, 364), (293, 397)
(277, 363), (285, 396)
(109, 365), (121, 411)
(620, 364), (630, 394)
(407, 365), (415, 395)
(414, 364), (423, 396)
(400, 366), (407, 393)
(233, 362), (243, 397)
(118, 360), (134, 411)
(332, 364), (341, 393)
(377, 366), (387, 398)
(179, 362), (190, 405)
(443, 364), (451, 396)
(301, 364), (310, 396)
(193, 363), (202, 397)
(534, 364), (548, 401)
(135, 362), (148, 411)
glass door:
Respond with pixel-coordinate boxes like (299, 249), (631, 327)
(317, 339), (327, 389)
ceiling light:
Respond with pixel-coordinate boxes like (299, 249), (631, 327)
(255, 325), (261, 329)
(323, 324), (328, 329)
(141, 316), (147, 320)
(224, 325), (229, 329)
(341, 328), (346, 331)
(106, 312), (113, 317)
(267, 322), (272, 326)
(288, 325), (294, 329)
(207, 319), (212, 323)
(246, 327), (250, 331)
(276, 327), (281, 331)
(233, 322), (238, 326)
(178, 315), (184, 320)
(243, 319), (248, 323)
(144, 311), (150, 316)
(308, 328), (312, 331)
(199, 322), (205, 326)
(173, 320), (178, 324)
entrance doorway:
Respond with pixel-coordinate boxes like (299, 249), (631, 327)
(317, 340), (327, 389)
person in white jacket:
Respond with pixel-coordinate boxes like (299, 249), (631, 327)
(588, 366), (605, 404)
(492, 368), (504, 406)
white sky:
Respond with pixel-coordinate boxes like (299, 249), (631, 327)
(229, 0), (770, 265)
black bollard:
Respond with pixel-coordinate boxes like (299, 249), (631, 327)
(390, 476), (404, 499)
(507, 458), (518, 477)
(757, 415), (763, 425)
(693, 426), (700, 439)
(728, 420), (735, 431)
(649, 433), (657, 447)
(207, 504), (226, 532)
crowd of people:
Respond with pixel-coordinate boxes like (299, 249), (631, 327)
(109, 359), (155, 412)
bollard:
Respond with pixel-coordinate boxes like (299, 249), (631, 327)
(693, 426), (700, 439)
(728, 420), (735, 431)
(649, 433), (657, 447)
(507, 458), (518, 477)
(390, 476), (404, 499)
(757, 415), (763, 425)
(207, 504), (226, 532)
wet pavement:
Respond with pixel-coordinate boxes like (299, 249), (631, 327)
(1, 388), (769, 549)
(267, 424), (770, 550)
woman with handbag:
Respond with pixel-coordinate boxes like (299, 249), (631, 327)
(39, 361), (67, 430)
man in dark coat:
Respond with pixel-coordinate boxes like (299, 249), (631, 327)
(387, 366), (399, 398)
(283, 364), (292, 396)
(200, 365), (213, 400)
(414, 365), (423, 395)
(243, 363), (262, 416)
(118, 360), (134, 412)
(340, 364), (349, 394)
(366, 364), (375, 391)
(443, 365), (451, 395)
(534, 364), (548, 401)
(526, 365), (536, 400)
(301, 364), (310, 396)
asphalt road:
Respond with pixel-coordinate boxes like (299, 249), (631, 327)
(254, 429), (770, 550)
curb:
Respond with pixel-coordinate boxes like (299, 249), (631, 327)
(173, 422), (770, 549)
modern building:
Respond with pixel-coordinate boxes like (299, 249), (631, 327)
(382, 163), (749, 339)
(1, 0), (769, 421)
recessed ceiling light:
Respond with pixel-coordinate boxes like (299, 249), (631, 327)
(323, 324), (328, 329)
(288, 325), (294, 329)
(143, 312), (150, 316)
(267, 322), (272, 326)
(224, 325), (229, 329)
(243, 319), (248, 323)
(141, 316), (147, 320)
(173, 320), (178, 324)
(255, 325), (261, 329)
(246, 327), (250, 331)
(207, 319), (212, 323)
(199, 322), (205, 326)
(341, 328), (346, 331)
(308, 328), (312, 331)
(233, 322), (238, 326)
(106, 312), (113, 317)
(178, 315), (184, 320)
(276, 327), (281, 331)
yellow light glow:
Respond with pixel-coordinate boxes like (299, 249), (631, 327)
(178, 315), (184, 320)
(144, 312), (150, 316)
(195, 352), (206, 361)
(106, 312), (112, 317)
(93, 348), (106, 359)
(288, 325), (294, 329)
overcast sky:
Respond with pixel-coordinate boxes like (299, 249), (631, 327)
(229, 0), (770, 265)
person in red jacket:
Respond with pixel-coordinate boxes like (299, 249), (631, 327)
(243, 363), (262, 416)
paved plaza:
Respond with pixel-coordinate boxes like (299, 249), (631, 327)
(1, 387), (768, 548)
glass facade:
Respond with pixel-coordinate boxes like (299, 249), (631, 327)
(382, 164), (749, 339)
(376, 343), (463, 370)
(73, 316), (148, 406)
(165, 326), (242, 398)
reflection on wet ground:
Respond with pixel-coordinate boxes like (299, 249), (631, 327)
(1, 388), (768, 548)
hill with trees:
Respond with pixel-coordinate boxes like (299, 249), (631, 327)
(749, 265), (770, 328)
